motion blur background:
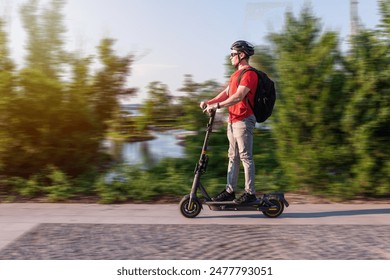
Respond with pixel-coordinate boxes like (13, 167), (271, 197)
(0, 0), (389, 203)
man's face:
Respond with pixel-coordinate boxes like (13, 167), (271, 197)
(230, 51), (240, 66)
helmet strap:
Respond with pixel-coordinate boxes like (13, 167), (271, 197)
(235, 52), (247, 68)
(233, 52), (242, 68)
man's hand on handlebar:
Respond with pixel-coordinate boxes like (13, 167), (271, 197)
(199, 101), (207, 110)
(203, 104), (218, 113)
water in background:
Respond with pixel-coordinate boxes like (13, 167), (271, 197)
(102, 104), (194, 167)
(104, 130), (186, 168)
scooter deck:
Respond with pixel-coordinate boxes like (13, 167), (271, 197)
(204, 199), (261, 206)
(204, 199), (277, 211)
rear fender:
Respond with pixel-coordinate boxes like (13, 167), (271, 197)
(265, 192), (289, 207)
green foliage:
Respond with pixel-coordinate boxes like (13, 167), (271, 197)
(93, 38), (135, 130)
(269, 6), (351, 195)
(11, 176), (43, 198)
(378, 0), (390, 38)
(20, 0), (68, 78)
(0, 19), (16, 174)
(341, 1), (390, 196)
(0, 0), (134, 179)
(177, 75), (223, 131)
(3, 166), (73, 202)
(251, 46), (278, 79)
(107, 113), (152, 141)
(94, 162), (191, 204)
(44, 165), (73, 202)
(140, 81), (176, 128)
(263, 2), (389, 198)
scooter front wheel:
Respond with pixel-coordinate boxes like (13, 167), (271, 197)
(262, 198), (284, 218)
(179, 195), (202, 218)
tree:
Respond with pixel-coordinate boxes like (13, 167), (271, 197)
(0, 0), (72, 176)
(0, 19), (16, 174)
(93, 38), (135, 132)
(141, 81), (176, 127)
(0, 0), (135, 178)
(269, 6), (350, 194)
(342, 0), (390, 196)
(378, 0), (390, 39)
(178, 75), (222, 131)
(251, 46), (277, 79)
(57, 56), (101, 175)
(20, 0), (68, 79)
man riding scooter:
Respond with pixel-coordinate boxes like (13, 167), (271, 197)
(200, 40), (258, 204)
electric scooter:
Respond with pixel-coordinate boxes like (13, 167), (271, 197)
(179, 109), (289, 218)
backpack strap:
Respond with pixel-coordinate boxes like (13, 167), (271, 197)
(237, 67), (257, 113)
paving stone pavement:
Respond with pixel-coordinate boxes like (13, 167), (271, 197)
(1, 224), (389, 260)
(1, 203), (390, 260)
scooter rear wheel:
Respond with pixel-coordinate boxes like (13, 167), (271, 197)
(179, 195), (202, 218)
(262, 198), (284, 218)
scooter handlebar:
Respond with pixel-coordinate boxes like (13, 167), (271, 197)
(202, 104), (218, 115)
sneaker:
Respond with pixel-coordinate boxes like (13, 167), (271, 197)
(212, 190), (235, 202)
(234, 192), (257, 204)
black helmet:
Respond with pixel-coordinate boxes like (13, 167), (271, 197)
(231, 40), (255, 57)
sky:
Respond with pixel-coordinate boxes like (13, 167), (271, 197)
(1, 0), (383, 104)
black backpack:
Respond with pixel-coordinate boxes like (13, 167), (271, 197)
(238, 67), (276, 123)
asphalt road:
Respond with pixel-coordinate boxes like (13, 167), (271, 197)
(0, 203), (389, 259)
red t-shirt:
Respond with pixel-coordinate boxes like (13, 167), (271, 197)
(227, 67), (258, 123)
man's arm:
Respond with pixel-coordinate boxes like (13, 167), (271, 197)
(203, 85), (250, 113)
(219, 85), (250, 108)
(200, 86), (229, 109)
